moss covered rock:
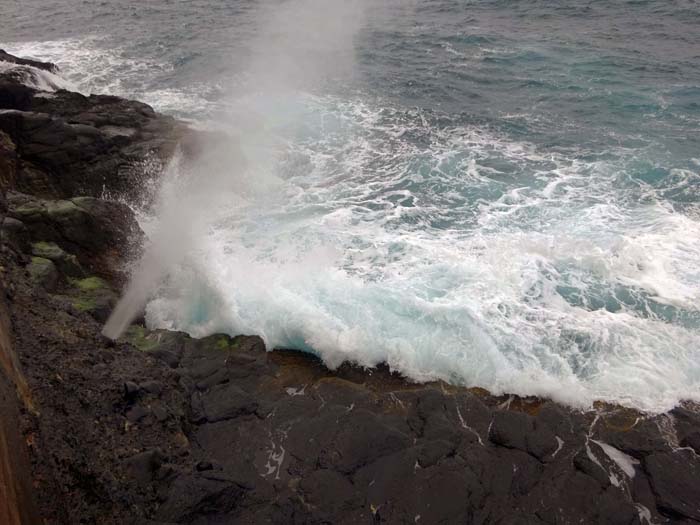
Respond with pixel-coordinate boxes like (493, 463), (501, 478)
(28, 256), (58, 290)
(68, 276), (117, 322)
(31, 241), (83, 277)
(122, 325), (162, 352)
(120, 327), (249, 369)
(7, 192), (142, 287)
(1, 216), (30, 253)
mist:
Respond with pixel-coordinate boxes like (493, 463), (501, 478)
(102, 0), (369, 339)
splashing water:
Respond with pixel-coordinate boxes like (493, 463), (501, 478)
(0, 60), (73, 92)
(104, 0), (371, 337)
(136, 94), (700, 412)
(6, 0), (700, 412)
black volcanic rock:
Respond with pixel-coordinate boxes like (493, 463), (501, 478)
(644, 450), (700, 521)
(0, 52), (188, 203)
(0, 50), (58, 73)
(1, 216), (30, 253)
(680, 431), (700, 454)
(6, 191), (141, 286)
(0, 105), (180, 201)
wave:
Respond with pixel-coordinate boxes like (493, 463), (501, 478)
(138, 94), (700, 413)
(0, 59), (73, 92)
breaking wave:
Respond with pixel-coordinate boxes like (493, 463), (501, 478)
(141, 94), (700, 413)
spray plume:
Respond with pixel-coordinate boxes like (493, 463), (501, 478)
(103, 0), (368, 339)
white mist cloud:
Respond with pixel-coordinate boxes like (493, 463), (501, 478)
(247, 0), (367, 92)
(103, 0), (370, 339)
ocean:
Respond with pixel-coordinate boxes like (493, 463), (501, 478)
(3, 0), (700, 412)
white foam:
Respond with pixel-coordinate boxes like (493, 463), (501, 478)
(592, 440), (639, 478)
(0, 60), (73, 92)
(586, 441), (620, 487)
(551, 437), (565, 458)
(133, 92), (700, 413)
(1, 38), (214, 117)
(634, 504), (654, 525)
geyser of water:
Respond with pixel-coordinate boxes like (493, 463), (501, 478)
(103, 0), (369, 339)
(103, 135), (249, 339)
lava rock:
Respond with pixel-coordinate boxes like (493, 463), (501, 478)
(0, 50), (58, 73)
(644, 450), (700, 521)
(7, 192), (142, 286)
(27, 256), (58, 290)
(680, 431), (700, 454)
(126, 405), (149, 423)
(31, 241), (83, 277)
(156, 474), (246, 523)
(195, 461), (213, 472)
(66, 276), (117, 322)
(123, 381), (140, 402)
(200, 383), (259, 423)
(489, 410), (533, 452)
(124, 449), (165, 485)
(140, 380), (163, 395)
(1, 216), (30, 253)
(151, 404), (169, 423)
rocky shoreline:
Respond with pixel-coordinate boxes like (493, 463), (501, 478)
(1, 50), (699, 524)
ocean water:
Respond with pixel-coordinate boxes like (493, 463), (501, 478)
(3, 0), (700, 412)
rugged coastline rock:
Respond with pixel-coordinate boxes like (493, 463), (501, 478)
(1, 50), (699, 524)
(0, 52), (187, 203)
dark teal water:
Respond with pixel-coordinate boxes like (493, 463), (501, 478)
(3, 0), (700, 411)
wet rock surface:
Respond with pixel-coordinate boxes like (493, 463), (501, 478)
(0, 53), (187, 202)
(1, 50), (699, 524)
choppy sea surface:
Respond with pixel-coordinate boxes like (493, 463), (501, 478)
(3, 0), (700, 412)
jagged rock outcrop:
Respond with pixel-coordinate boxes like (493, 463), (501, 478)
(1, 49), (699, 525)
(0, 50), (57, 74)
(0, 53), (187, 203)
(5, 191), (141, 286)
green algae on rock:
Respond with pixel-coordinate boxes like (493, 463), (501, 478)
(31, 241), (83, 277)
(67, 276), (116, 322)
(27, 256), (57, 290)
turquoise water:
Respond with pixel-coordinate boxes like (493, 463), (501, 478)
(3, 0), (700, 411)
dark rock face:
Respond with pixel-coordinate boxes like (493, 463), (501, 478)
(0, 104), (175, 200)
(0, 53), (187, 203)
(69, 328), (690, 525)
(644, 450), (700, 521)
(1, 49), (699, 525)
(0, 130), (18, 190)
(0, 50), (58, 73)
(5, 191), (141, 286)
